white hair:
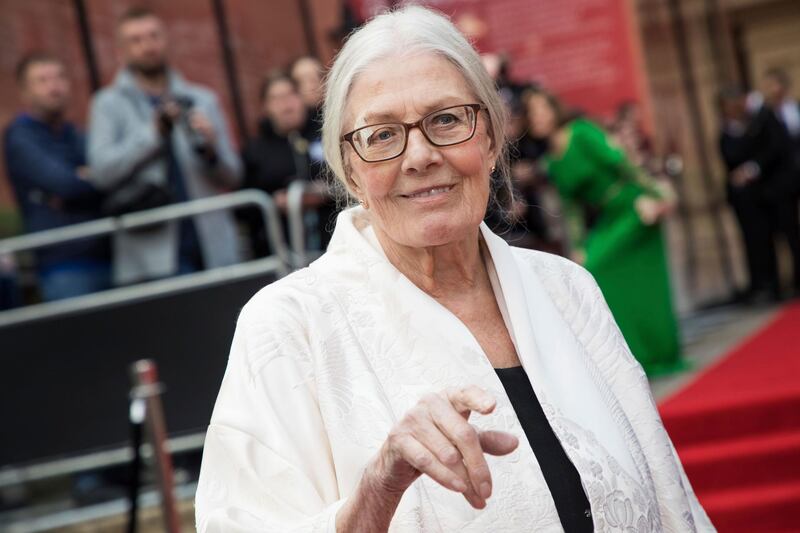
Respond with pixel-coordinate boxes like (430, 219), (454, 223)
(321, 5), (512, 211)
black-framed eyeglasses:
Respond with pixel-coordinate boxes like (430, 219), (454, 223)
(341, 103), (486, 163)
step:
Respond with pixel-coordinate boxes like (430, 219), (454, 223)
(677, 429), (800, 493)
(699, 480), (800, 532)
(660, 390), (800, 446)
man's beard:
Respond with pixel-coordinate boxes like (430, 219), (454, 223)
(130, 60), (167, 79)
(34, 100), (67, 124)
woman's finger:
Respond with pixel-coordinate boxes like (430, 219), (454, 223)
(478, 430), (519, 456)
(404, 403), (488, 508)
(428, 393), (493, 500)
(392, 433), (469, 494)
(445, 385), (496, 418)
(415, 433), (486, 508)
(451, 458), (487, 509)
(408, 407), (465, 469)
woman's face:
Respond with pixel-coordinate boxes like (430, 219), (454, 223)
(291, 57), (324, 108)
(343, 53), (496, 249)
(527, 94), (556, 138)
(263, 79), (306, 133)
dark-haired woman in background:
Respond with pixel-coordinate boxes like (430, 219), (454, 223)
(527, 89), (685, 377)
(240, 71), (331, 256)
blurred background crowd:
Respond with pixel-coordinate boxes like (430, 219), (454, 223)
(1, 5), (335, 304)
(1, 0), (799, 531)
(1, 0), (799, 313)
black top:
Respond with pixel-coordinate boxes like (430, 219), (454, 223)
(495, 366), (593, 532)
(241, 117), (322, 194)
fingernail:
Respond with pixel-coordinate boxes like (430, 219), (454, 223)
(453, 479), (468, 492)
(480, 481), (492, 499)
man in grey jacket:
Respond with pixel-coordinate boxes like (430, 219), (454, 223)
(88, 6), (241, 284)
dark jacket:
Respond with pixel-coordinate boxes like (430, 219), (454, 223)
(720, 107), (798, 201)
(4, 114), (107, 269)
(774, 101), (800, 173)
(242, 118), (322, 194)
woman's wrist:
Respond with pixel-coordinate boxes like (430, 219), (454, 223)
(336, 455), (406, 533)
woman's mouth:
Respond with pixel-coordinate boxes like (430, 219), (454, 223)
(402, 185), (455, 199)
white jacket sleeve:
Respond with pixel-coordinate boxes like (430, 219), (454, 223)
(195, 291), (345, 532)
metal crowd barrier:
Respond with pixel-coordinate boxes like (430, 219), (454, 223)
(0, 189), (290, 327)
(0, 189), (292, 485)
(0, 188), (290, 269)
(287, 180), (308, 268)
(286, 180), (328, 268)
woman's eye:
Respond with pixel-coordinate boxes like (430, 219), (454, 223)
(367, 128), (396, 145)
(432, 113), (460, 126)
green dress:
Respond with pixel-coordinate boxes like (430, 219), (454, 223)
(544, 119), (686, 377)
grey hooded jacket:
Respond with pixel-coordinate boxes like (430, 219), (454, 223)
(88, 68), (242, 284)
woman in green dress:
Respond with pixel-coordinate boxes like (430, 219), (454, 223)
(526, 89), (686, 377)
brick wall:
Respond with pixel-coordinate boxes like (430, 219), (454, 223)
(0, 0), (343, 212)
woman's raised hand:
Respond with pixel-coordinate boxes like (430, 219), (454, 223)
(376, 385), (518, 504)
(337, 386), (518, 532)
(336, 385), (519, 533)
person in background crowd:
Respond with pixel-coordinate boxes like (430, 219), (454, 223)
(527, 87), (685, 377)
(243, 71), (312, 198)
(289, 55), (325, 130)
(609, 100), (660, 176)
(480, 54), (556, 251)
(490, 90), (558, 252)
(4, 52), (110, 301)
(762, 68), (800, 171)
(88, 6), (241, 285)
(241, 70), (332, 256)
(480, 52), (528, 106)
(289, 56), (328, 188)
(720, 85), (800, 301)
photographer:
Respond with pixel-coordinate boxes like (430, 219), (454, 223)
(88, 7), (241, 285)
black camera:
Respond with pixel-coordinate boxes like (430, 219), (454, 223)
(156, 94), (194, 129)
(159, 95), (214, 159)
(171, 94), (195, 112)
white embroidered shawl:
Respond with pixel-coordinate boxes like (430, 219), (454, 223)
(195, 207), (714, 532)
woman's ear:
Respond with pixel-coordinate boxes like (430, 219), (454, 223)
(484, 122), (499, 163)
(487, 143), (500, 173)
(345, 165), (362, 196)
(341, 146), (362, 195)
(348, 175), (368, 208)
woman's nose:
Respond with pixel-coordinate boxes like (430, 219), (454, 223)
(401, 127), (442, 174)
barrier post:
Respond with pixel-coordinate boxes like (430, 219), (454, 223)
(130, 359), (181, 533)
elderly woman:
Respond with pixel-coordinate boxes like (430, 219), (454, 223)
(196, 7), (712, 532)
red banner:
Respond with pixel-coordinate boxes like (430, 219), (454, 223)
(350, 0), (648, 121)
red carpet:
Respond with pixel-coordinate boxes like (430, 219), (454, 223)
(659, 303), (800, 532)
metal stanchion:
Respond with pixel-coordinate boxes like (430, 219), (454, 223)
(126, 394), (145, 533)
(128, 359), (181, 533)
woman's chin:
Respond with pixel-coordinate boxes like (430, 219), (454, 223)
(408, 214), (478, 248)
